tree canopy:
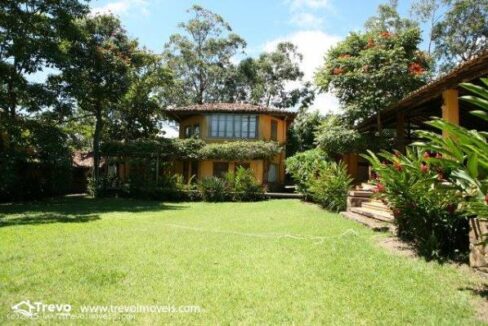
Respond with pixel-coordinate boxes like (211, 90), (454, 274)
(315, 2), (429, 125)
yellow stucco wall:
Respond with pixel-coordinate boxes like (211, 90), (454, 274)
(177, 113), (290, 185)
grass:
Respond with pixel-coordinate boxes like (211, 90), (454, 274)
(0, 197), (485, 324)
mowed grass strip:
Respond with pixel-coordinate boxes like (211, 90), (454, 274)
(0, 198), (483, 324)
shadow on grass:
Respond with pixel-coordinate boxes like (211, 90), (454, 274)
(0, 196), (187, 228)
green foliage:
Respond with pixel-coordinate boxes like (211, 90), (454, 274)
(287, 108), (324, 156)
(308, 161), (353, 212)
(362, 148), (468, 260)
(225, 167), (263, 201)
(52, 14), (140, 187)
(163, 5), (246, 105)
(101, 138), (206, 159)
(0, 118), (72, 201)
(315, 2), (429, 124)
(0, 0), (89, 117)
(285, 149), (329, 196)
(101, 139), (280, 161)
(432, 0), (488, 71)
(199, 141), (281, 161)
(314, 115), (395, 156)
(286, 149), (352, 211)
(234, 43), (314, 108)
(107, 49), (174, 141)
(414, 78), (488, 222)
(198, 177), (228, 202)
(314, 115), (362, 155)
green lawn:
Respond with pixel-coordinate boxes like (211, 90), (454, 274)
(0, 198), (485, 324)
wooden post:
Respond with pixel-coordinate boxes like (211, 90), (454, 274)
(396, 111), (405, 153)
(442, 89), (460, 138)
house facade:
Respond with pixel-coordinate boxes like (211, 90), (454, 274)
(166, 103), (296, 187)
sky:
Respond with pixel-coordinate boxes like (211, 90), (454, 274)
(89, 0), (424, 116)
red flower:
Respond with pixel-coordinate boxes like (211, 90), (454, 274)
(420, 162), (429, 173)
(367, 38), (375, 48)
(423, 151), (431, 159)
(374, 183), (385, 193)
(408, 62), (425, 75)
(435, 153), (443, 159)
(393, 161), (403, 172)
(332, 67), (344, 75)
(379, 31), (392, 38)
(370, 171), (378, 180)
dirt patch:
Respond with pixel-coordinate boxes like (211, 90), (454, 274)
(375, 235), (417, 258)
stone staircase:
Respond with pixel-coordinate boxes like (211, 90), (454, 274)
(341, 183), (395, 231)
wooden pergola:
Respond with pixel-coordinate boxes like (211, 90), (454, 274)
(345, 50), (488, 181)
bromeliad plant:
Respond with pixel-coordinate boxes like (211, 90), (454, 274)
(414, 78), (488, 222)
(362, 148), (468, 260)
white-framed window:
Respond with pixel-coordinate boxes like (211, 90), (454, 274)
(267, 164), (278, 183)
(208, 114), (258, 139)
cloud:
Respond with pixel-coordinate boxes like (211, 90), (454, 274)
(264, 30), (342, 114)
(289, 12), (323, 29)
(91, 0), (149, 17)
(285, 0), (335, 30)
(286, 0), (331, 11)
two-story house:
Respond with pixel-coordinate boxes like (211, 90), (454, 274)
(166, 103), (296, 186)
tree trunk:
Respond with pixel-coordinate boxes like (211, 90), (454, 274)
(93, 106), (103, 196)
(7, 77), (16, 118)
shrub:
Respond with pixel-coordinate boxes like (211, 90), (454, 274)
(285, 149), (328, 197)
(198, 177), (228, 202)
(286, 150), (352, 212)
(226, 167), (263, 201)
(363, 148), (469, 260)
(308, 161), (352, 212)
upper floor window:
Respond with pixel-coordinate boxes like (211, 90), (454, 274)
(208, 114), (257, 139)
(184, 124), (200, 138)
(271, 120), (278, 141)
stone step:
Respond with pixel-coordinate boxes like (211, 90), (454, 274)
(349, 207), (394, 223)
(348, 190), (373, 198)
(347, 195), (371, 208)
(340, 211), (394, 232)
(362, 200), (392, 213)
(360, 183), (376, 191)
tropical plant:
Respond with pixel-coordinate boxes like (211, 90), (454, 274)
(198, 177), (228, 202)
(362, 148), (469, 260)
(413, 78), (488, 222)
(226, 167), (263, 201)
(308, 161), (353, 212)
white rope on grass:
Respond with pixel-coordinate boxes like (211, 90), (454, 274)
(162, 223), (359, 245)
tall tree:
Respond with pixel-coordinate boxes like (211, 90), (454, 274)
(432, 0), (488, 71)
(163, 5), (246, 105)
(315, 2), (429, 126)
(0, 0), (89, 117)
(107, 50), (173, 141)
(411, 0), (488, 72)
(236, 42), (314, 108)
(53, 15), (138, 186)
(287, 108), (324, 156)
